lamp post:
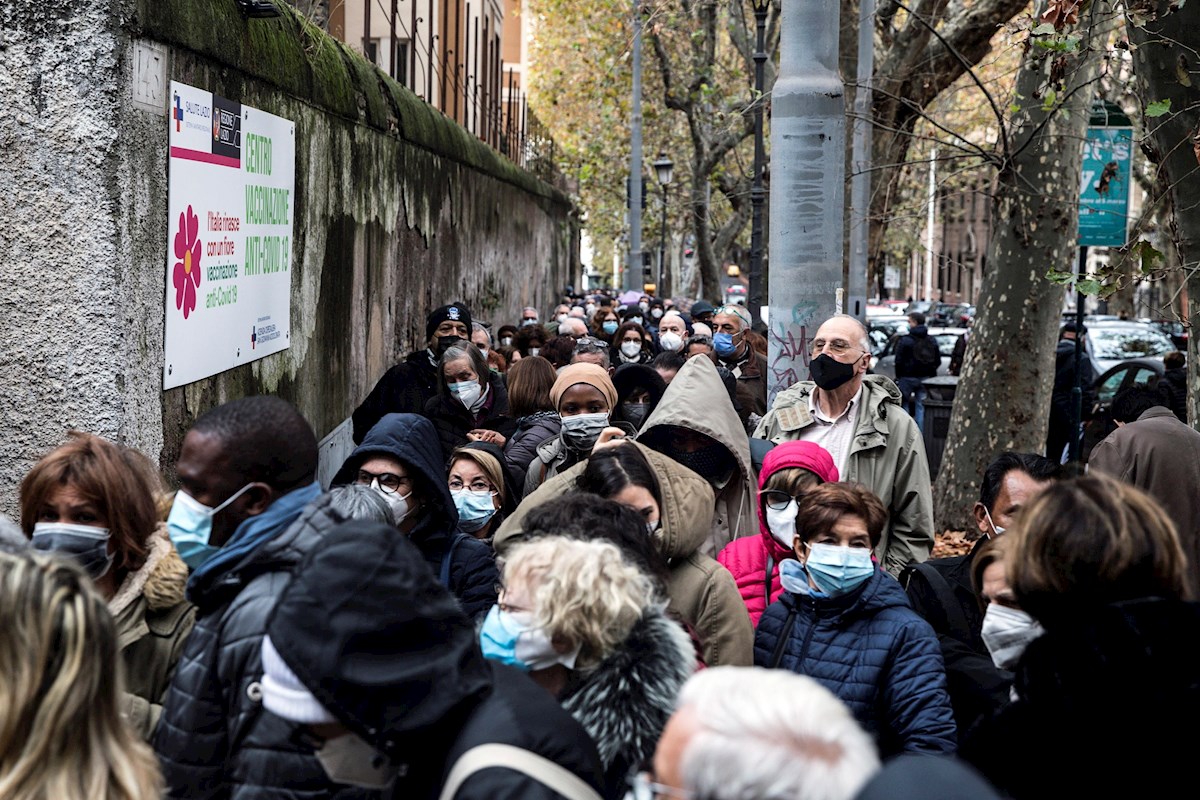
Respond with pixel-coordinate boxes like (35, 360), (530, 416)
(653, 152), (674, 297)
(749, 0), (770, 325)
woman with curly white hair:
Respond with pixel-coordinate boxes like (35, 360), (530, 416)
(480, 535), (696, 799)
(0, 549), (162, 800)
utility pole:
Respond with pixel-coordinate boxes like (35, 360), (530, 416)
(767, 0), (845, 402)
(748, 0), (770, 326)
(847, 0), (874, 321)
(627, 0), (644, 292)
(924, 146), (937, 303)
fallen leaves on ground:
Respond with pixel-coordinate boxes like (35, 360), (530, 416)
(932, 529), (978, 558)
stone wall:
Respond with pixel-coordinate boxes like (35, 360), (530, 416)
(0, 0), (574, 511)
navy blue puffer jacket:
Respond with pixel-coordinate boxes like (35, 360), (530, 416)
(332, 413), (498, 620)
(754, 569), (957, 757)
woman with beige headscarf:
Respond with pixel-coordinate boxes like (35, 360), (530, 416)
(522, 363), (621, 497)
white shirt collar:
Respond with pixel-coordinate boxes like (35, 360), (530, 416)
(809, 383), (864, 425)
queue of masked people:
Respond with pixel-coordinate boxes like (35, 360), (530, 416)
(4, 299), (1199, 800)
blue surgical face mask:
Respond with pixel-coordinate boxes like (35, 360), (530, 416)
(166, 485), (253, 570)
(602, 320), (619, 335)
(802, 543), (875, 596)
(452, 489), (498, 533)
(479, 605), (576, 671)
(31, 523), (114, 579)
(713, 331), (739, 358)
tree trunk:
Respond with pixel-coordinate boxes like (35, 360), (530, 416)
(1129, 0), (1200, 427)
(933, 3), (1117, 531)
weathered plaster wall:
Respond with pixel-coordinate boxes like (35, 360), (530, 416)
(0, 0), (573, 512)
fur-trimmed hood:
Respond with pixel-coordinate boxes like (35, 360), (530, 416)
(561, 606), (696, 782)
(109, 524), (189, 618)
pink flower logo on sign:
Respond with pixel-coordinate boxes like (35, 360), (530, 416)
(173, 205), (202, 319)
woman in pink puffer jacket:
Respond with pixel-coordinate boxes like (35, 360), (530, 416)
(717, 441), (839, 626)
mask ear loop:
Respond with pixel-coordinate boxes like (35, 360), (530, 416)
(982, 506), (1003, 538)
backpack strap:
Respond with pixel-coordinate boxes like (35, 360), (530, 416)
(438, 743), (602, 800)
(904, 561), (970, 637)
(440, 535), (463, 588)
(768, 606), (798, 669)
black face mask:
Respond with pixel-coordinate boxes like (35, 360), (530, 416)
(808, 353), (858, 390)
(621, 402), (649, 429)
(673, 443), (735, 484)
(435, 335), (465, 357)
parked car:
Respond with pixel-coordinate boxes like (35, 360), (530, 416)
(871, 327), (965, 379)
(867, 316), (910, 358)
(1084, 321), (1177, 373)
(929, 302), (973, 328)
(1080, 357), (1166, 461)
(1150, 319), (1188, 351)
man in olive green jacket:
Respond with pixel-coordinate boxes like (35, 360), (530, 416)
(495, 441), (754, 668)
(753, 315), (934, 576)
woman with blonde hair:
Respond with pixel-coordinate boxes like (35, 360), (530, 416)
(19, 431), (195, 739)
(0, 550), (162, 799)
(962, 475), (1200, 799)
(480, 536), (696, 798)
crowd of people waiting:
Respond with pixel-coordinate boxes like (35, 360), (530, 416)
(1, 289), (1197, 800)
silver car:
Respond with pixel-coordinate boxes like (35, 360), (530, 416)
(871, 327), (965, 380)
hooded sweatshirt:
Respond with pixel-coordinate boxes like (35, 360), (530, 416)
(266, 520), (605, 800)
(494, 442), (753, 667)
(717, 441), (839, 627)
(637, 355), (758, 557)
(332, 413), (498, 620)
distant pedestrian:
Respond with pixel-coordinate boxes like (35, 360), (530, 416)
(610, 362), (666, 431)
(949, 317), (972, 376)
(1088, 384), (1200, 598)
(613, 321), (655, 365)
(657, 311), (690, 354)
(652, 351), (686, 384)
(711, 303), (768, 430)
(893, 311), (941, 429)
(0, 550), (163, 800)
(1157, 349), (1187, 422)
(352, 303), (473, 443)
(1045, 321), (1097, 463)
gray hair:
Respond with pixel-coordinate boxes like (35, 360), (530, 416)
(675, 667), (880, 800)
(326, 485), (395, 526)
(826, 314), (871, 353)
(439, 341), (491, 395)
(472, 322), (492, 345)
(560, 317), (589, 337)
(714, 304), (752, 331)
(685, 335), (714, 352)
(572, 337), (611, 369)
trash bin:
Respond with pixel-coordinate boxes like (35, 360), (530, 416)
(921, 376), (959, 479)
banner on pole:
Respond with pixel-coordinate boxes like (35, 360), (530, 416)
(1078, 125), (1133, 248)
(163, 81), (295, 389)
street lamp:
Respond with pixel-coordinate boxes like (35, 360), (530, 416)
(749, 0), (770, 324)
(653, 152), (674, 297)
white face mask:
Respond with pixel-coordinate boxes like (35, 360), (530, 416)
(983, 506), (1005, 538)
(530, 347), (541, 357)
(585, 304), (596, 316)
(764, 499), (798, 550)
(980, 603), (1043, 670)
(620, 341), (643, 359)
(450, 380), (486, 413)
(651, 308), (664, 319)
(557, 313), (569, 324)
(372, 482), (413, 523)
(315, 732), (400, 789)
(659, 332), (684, 352)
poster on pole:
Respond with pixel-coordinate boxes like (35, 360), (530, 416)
(1078, 126), (1133, 247)
(163, 81), (295, 390)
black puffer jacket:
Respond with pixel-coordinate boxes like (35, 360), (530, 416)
(423, 373), (516, 465)
(352, 349), (440, 443)
(504, 412), (561, 495)
(266, 520), (606, 800)
(332, 413), (498, 620)
(153, 489), (347, 800)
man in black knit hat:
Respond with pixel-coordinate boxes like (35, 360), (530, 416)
(352, 303), (473, 443)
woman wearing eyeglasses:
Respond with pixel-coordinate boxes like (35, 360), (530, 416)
(447, 442), (514, 545)
(717, 440), (839, 627)
(425, 341), (516, 465)
(332, 413), (498, 620)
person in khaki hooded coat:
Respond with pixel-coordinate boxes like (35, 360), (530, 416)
(637, 354), (759, 557)
(494, 441), (754, 667)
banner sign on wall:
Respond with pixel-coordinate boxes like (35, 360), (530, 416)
(163, 81), (295, 389)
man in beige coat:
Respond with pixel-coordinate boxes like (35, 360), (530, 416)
(754, 315), (934, 577)
(494, 441), (754, 668)
(1089, 385), (1200, 598)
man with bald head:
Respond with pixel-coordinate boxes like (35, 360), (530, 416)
(753, 314), (934, 576)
